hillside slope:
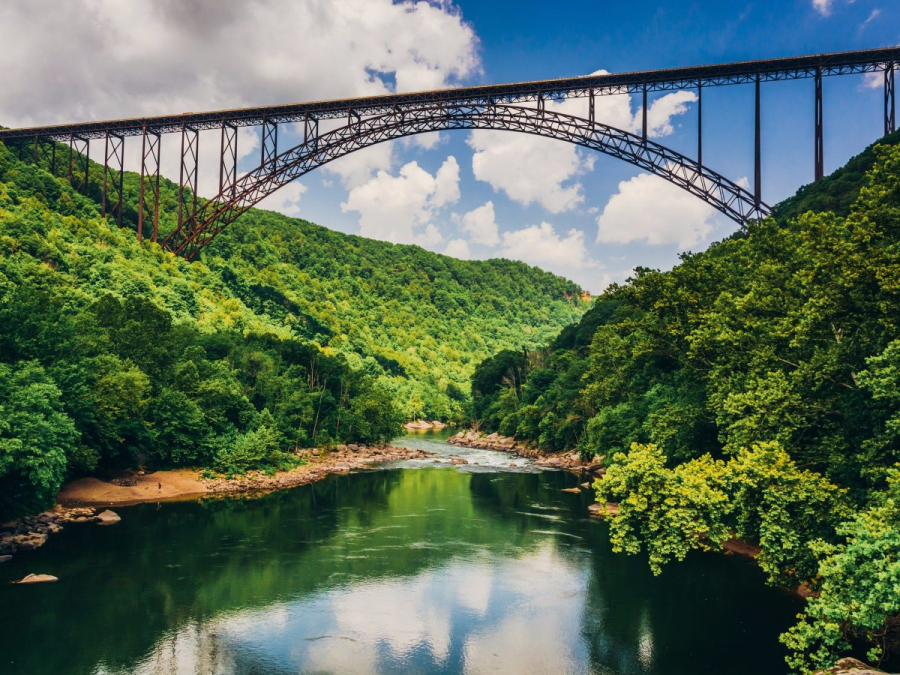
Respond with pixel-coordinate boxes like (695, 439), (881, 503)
(0, 140), (588, 421)
(469, 138), (900, 670)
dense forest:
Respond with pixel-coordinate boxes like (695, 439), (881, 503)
(470, 132), (900, 671)
(0, 138), (586, 518)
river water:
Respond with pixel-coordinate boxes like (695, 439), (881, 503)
(0, 429), (802, 674)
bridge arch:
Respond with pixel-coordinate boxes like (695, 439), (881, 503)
(163, 103), (770, 259)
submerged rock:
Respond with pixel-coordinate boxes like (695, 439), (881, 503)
(16, 573), (58, 584)
(588, 502), (619, 518)
(95, 510), (121, 525)
(0, 555), (12, 563)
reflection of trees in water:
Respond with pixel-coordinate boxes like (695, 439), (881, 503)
(0, 468), (804, 675)
(0, 470), (406, 674)
(577, 529), (804, 675)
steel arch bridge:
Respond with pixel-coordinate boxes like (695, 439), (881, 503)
(1, 47), (898, 259)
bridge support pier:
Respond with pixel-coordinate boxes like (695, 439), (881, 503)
(642, 84), (648, 142)
(177, 124), (200, 234)
(887, 63), (896, 136)
(31, 134), (55, 173)
(697, 81), (703, 167)
(102, 132), (125, 227)
(261, 117), (278, 165)
(219, 122), (238, 198)
(68, 134), (90, 194)
(138, 126), (161, 243)
(815, 66), (824, 182)
(303, 114), (319, 151)
(754, 75), (761, 205)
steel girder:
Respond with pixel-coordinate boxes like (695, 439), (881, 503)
(162, 104), (768, 260)
(2, 47), (898, 143)
(102, 132), (125, 226)
(137, 127), (161, 243)
(68, 134), (90, 193)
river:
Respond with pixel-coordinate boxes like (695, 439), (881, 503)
(0, 429), (802, 674)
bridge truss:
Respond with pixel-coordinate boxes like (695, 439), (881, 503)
(0, 47), (897, 258)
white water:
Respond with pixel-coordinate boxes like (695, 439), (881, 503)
(389, 429), (543, 473)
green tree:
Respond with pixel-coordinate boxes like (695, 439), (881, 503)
(0, 361), (78, 517)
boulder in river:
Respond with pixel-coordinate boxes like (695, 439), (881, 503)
(0, 555), (12, 563)
(817, 657), (886, 674)
(16, 573), (58, 584)
(588, 502), (619, 518)
(95, 510), (121, 525)
(14, 533), (48, 551)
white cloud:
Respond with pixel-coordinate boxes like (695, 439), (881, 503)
(444, 238), (472, 259)
(432, 156), (461, 207)
(862, 71), (883, 89)
(321, 143), (396, 189)
(257, 181), (308, 217)
(499, 222), (596, 270)
(596, 173), (721, 248)
(860, 8), (881, 29)
(468, 130), (593, 213)
(812, 0), (834, 15)
(341, 157), (460, 246)
(461, 201), (500, 246)
(0, 1), (479, 126)
(643, 91), (698, 137)
(0, 0), (480, 202)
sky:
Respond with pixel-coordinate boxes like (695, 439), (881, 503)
(0, 0), (897, 292)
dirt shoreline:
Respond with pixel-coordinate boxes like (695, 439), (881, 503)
(2, 444), (430, 567)
(57, 444), (431, 508)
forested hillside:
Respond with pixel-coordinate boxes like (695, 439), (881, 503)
(0, 138), (586, 518)
(470, 132), (900, 671)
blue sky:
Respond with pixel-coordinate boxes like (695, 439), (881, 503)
(1, 0), (898, 291)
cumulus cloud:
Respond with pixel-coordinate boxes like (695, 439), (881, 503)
(0, 1), (479, 125)
(444, 238), (472, 259)
(499, 222), (596, 271)
(643, 91), (698, 137)
(461, 201), (500, 246)
(466, 81), (696, 215)
(0, 0), (480, 198)
(596, 173), (721, 248)
(467, 130), (592, 213)
(341, 157), (460, 246)
(257, 181), (308, 217)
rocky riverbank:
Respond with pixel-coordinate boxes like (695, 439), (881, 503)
(1, 506), (118, 565)
(448, 430), (606, 476)
(4, 444), (431, 566)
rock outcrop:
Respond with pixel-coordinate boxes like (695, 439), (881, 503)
(0, 506), (102, 562)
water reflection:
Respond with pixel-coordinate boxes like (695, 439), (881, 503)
(0, 466), (801, 674)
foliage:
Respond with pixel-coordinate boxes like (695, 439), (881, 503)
(0, 361), (78, 516)
(594, 442), (849, 586)
(780, 468), (900, 672)
(0, 137), (586, 518)
(473, 141), (900, 668)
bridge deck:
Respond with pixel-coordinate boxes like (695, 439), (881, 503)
(1, 47), (898, 142)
